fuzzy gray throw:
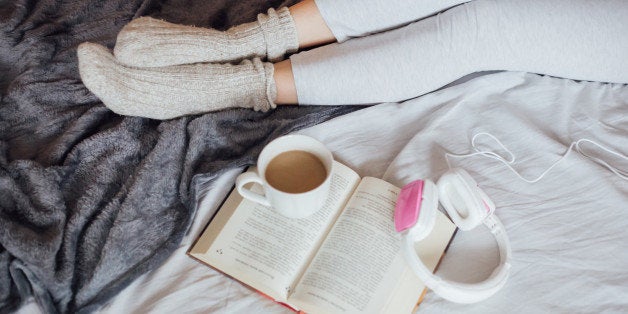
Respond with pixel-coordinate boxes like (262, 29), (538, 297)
(0, 0), (359, 312)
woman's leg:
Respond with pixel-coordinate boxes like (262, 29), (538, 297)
(114, 0), (337, 67)
(289, 0), (335, 48)
(313, 0), (471, 43)
(274, 0), (472, 104)
(114, 7), (301, 67)
(285, 0), (628, 105)
(274, 60), (299, 105)
(114, 0), (471, 67)
(78, 44), (277, 120)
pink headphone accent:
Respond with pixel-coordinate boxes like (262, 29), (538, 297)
(394, 180), (424, 232)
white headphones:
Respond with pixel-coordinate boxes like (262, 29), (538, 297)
(394, 168), (512, 304)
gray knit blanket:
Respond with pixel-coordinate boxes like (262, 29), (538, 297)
(0, 0), (359, 312)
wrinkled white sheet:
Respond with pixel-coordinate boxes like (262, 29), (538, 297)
(95, 72), (627, 313)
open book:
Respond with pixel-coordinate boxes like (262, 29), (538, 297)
(189, 161), (456, 313)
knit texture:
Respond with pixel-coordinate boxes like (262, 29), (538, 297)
(78, 43), (276, 120)
(114, 7), (299, 67)
(0, 0), (361, 312)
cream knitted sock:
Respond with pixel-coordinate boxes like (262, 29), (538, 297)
(113, 7), (299, 67)
(78, 42), (276, 120)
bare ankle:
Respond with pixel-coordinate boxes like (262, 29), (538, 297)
(273, 60), (299, 105)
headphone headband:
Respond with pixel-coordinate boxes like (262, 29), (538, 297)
(401, 215), (511, 303)
(395, 168), (511, 303)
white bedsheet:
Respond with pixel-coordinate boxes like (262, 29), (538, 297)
(95, 72), (627, 313)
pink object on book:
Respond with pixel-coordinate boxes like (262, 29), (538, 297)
(394, 180), (424, 232)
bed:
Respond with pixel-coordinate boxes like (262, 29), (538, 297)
(3, 0), (627, 313)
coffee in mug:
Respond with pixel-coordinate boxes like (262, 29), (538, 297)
(235, 135), (334, 219)
(265, 150), (327, 193)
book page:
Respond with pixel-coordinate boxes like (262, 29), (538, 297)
(289, 177), (456, 313)
(382, 211), (457, 313)
(190, 162), (360, 302)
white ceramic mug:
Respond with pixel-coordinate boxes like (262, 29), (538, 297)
(236, 135), (334, 219)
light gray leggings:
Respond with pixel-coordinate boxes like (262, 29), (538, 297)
(290, 0), (628, 105)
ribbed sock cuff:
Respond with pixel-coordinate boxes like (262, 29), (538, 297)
(258, 7), (300, 62)
(251, 58), (276, 112)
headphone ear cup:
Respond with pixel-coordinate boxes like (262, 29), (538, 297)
(407, 180), (438, 241)
(437, 168), (485, 230)
(454, 168), (493, 218)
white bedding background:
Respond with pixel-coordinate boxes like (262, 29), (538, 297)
(92, 72), (627, 313)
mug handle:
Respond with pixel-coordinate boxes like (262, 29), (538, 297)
(236, 172), (271, 207)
